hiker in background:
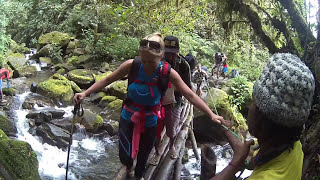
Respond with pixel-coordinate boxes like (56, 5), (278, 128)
(230, 69), (240, 79)
(154, 35), (193, 160)
(73, 33), (223, 180)
(222, 60), (228, 79)
(211, 53), (315, 180)
(193, 64), (208, 96)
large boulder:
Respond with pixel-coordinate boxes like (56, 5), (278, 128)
(193, 88), (248, 143)
(38, 31), (73, 48)
(17, 66), (37, 77)
(0, 139), (40, 180)
(105, 80), (127, 99)
(31, 44), (52, 59)
(9, 40), (30, 54)
(22, 94), (55, 110)
(99, 96), (117, 108)
(0, 111), (16, 136)
(36, 74), (75, 104)
(6, 52), (27, 77)
(34, 123), (69, 149)
(66, 55), (91, 68)
(67, 69), (95, 89)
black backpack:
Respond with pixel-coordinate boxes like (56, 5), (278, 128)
(184, 53), (197, 71)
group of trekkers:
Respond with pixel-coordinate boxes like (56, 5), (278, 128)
(73, 33), (315, 180)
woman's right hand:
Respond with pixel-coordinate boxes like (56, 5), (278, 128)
(73, 92), (86, 104)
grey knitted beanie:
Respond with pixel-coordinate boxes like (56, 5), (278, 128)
(253, 53), (315, 128)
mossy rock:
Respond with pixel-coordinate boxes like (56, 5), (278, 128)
(2, 88), (15, 96)
(39, 57), (52, 65)
(67, 69), (95, 89)
(7, 52), (27, 72)
(9, 40), (30, 54)
(100, 62), (110, 72)
(52, 63), (74, 72)
(99, 96), (117, 108)
(106, 80), (127, 99)
(90, 92), (107, 104)
(77, 109), (104, 131)
(56, 68), (66, 75)
(37, 77), (74, 104)
(31, 44), (52, 59)
(66, 55), (91, 67)
(108, 99), (123, 110)
(70, 81), (82, 93)
(50, 73), (68, 81)
(95, 71), (112, 82)
(17, 66), (37, 77)
(0, 111), (15, 135)
(0, 139), (40, 180)
(66, 39), (80, 55)
(38, 31), (73, 48)
(0, 129), (8, 140)
(193, 88), (248, 143)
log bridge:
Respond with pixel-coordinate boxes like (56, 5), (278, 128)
(114, 101), (206, 180)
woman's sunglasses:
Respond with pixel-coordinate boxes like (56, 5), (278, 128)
(140, 39), (161, 51)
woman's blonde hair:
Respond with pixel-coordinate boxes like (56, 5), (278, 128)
(140, 32), (164, 57)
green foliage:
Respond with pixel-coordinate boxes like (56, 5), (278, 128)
(0, 1), (10, 66)
(227, 76), (253, 110)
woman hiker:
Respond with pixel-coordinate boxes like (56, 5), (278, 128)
(211, 53), (315, 180)
(73, 33), (224, 180)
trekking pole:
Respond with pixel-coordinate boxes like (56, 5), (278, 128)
(204, 81), (241, 140)
(66, 103), (84, 180)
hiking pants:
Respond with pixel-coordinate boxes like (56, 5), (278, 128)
(119, 117), (157, 178)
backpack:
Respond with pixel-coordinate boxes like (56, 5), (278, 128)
(127, 57), (171, 97)
(184, 53), (197, 71)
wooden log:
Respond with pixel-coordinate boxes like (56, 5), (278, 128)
(173, 138), (186, 180)
(189, 128), (200, 160)
(201, 144), (217, 180)
(154, 106), (194, 180)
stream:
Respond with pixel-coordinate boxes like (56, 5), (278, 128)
(6, 51), (252, 179)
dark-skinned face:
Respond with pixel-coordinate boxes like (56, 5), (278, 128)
(164, 52), (177, 67)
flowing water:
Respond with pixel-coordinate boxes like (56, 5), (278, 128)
(7, 51), (251, 179)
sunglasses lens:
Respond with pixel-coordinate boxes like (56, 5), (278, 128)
(140, 39), (148, 47)
(149, 41), (161, 50)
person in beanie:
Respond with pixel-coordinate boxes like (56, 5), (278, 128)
(211, 53), (315, 180)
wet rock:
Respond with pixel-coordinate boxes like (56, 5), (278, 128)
(67, 69), (95, 89)
(22, 94), (55, 110)
(66, 55), (92, 68)
(35, 122), (69, 149)
(0, 139), (40, 180)
(108, 99), (123, 110)
(37, 74), (75, 104)
(89, 92), (107, 104)
(6, 52), (28, 77)
(26, 108), (65, 119)
(99, 96), (117, 108)
(31, 44), (52, 59)
(0, 111), (16, 136)
(38, 31), (73, 48)
(35, 118), (42, 126)
(30, 83), (38, 93)
(104, 120), (119, 136)
(105, 80), (127, 99)
(95, 71), (112, 82)
(2, 88), (15, 96)
(39, 57), (52, 66)
(76, 109), (104, 132)
(193, 88), (247, 143)
(17, 66), (37, 77)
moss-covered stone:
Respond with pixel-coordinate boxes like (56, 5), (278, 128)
(0, 139), (40, 180)
(39, 57), (52, 65)
(56, 68), (66, 75)
(38, 31), (73, 48)
(67, 69), (94, 88)
(7, 52), (27, 72)
(50, 73), (68, 81)
(9, 40), (30, 54)
(2, 88), (15, 96)
(0, 129), (8, 140)
(99, 96), (117, 107)
(95, 71), (112, 82)
(77, 109), (104, 131)
(93, 115), (103, 129)
(70, 81), (82, 93)
(37, 77), (74, 104)
(107, 80), (127, 99)
(66, 39), (80, 55)
(108, 99), (123, 110)
(0, 111), (14, 135)
(17, 66), (37, 77)
(66, 55), (91, 67)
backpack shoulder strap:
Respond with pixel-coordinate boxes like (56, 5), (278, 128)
(158, 61), (171, 97)
(128, 57), (142, 85)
